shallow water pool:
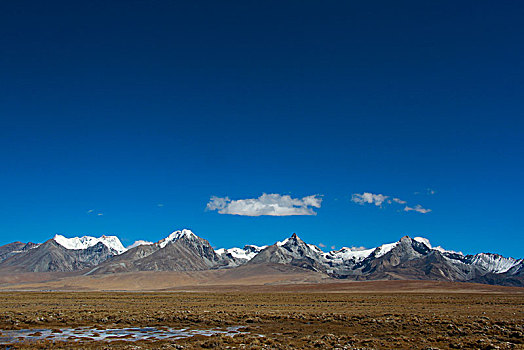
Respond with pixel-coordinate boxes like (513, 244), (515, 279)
(0, 325), (247, 343)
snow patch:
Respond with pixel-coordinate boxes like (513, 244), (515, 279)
(414, 236), (463, 255)
(324, 246), (375, 263)
(374, 242), (398, 258)
(216, 245), (266, 261)
(307, 244), (323, 253)
(276, 238), (290, 246)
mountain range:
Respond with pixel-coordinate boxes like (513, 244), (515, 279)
(0, 230), (522, 287)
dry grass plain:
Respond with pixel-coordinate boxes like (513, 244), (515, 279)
(0, 282), (522, 349)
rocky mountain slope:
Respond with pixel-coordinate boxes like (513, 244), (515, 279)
(88, 229), (228, 274)
(0, 242), (38, 263)
(0, 239), (116, 272)
(248, 233), (327, 273)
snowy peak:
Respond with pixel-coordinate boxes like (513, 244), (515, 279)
(413, 236), (463, 255)
(469, 253), (522, 274)
(277, 233), (308, 248)
(323, 246), (376, 264)
(157, 229), (197, 248)
(244, 244), (267, 254)
(374, 236), (524, 275)
(53, 234), (127, 254)
(275, 233), (324, 260)
(216, 244), (267, 261)
(248, 233), (327, 272)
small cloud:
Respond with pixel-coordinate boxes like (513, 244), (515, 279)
(127, 240), (153, 249)
(350, 246), (368, 251)
(87, 209), (104, 216)
(206, 193), (323, 216)
(415, 188), (436, 195)
(157, 203), (164, 207)
(351, 192), (389, 206)
(404, 205), (431, 214)
(392, 198), (407, 204)
(330, 245), (336, 250)
(352, 192), (431, 214)
(318, 243), (326, 248)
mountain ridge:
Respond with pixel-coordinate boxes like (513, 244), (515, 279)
(0, 230), (522, 287)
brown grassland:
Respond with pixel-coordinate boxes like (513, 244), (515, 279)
(0, 281), (523, 349)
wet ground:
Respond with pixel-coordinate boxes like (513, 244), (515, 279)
(0, 325), (248, 343)
(0, 290), (522, 349)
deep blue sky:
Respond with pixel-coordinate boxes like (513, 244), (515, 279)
(1, 1), (523, 257)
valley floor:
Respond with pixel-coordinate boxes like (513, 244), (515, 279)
(0, 283), (523, 349)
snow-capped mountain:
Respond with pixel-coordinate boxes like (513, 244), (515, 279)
(87, 229), (226, 274)
(53, 234), (127, 254)
(0, 229), (522, 286)
(245, 234), (523, 286)
(248, 233), (328, 272)
(0, 234), (126, 272)
(467, 253), (520, 274)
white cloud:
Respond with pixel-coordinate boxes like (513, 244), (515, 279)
(404, 204), (431, 214)
(350, 246), (368, 251)
(351, 192), (389, 206)
(415, 188), (437, 195)
(352, 191), (431, 214)
(392, 197), (407, 204)
(318, 243), (326, 248)
(127, 240), (153, 249)
(206, 193), (322, 216)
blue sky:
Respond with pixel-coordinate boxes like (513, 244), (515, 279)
(1, 1), (523, 257)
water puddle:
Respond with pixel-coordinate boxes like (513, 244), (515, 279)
(0, 325), (247, 343)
